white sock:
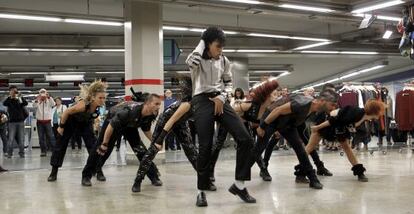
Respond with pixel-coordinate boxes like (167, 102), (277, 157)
(234, 180), (245, 189)
(198, 190), (204, 195)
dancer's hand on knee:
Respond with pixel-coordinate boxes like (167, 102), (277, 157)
(210, 96), (224, 115)
(257, 127), (265, 138)
(97, 144), (108, 156)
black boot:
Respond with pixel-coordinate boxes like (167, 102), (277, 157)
(351, 164), (368, 182)
(307, 169), (323, 189)
(228, 184), (256, 203)
(0, 166), (7, 172)
(316, 161), (333, 176)
(81, 177), (92, 186)
(294, 164), (309, 183)
(260, 167), (272, 181)
(207, 182), (217, 191)
(132, 176), (142, 193)
(96, 170), (106, 182)
(47, 167), (58, 182)
(196, 192), (208, 207)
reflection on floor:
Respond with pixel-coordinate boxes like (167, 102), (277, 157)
(1, 143), (414, 213)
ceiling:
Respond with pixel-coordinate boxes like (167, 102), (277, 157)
(0, 0), (412, 98)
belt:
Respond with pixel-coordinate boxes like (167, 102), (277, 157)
(194, 91), (221, 98)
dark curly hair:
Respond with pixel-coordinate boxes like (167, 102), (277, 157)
(202, 26), (226, 47)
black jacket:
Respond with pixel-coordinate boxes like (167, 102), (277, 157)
(3, 96), (28, 122)
(109, 101), (157, 132)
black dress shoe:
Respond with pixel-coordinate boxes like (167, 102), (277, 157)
(196, 192), (208, 207)
(295, 175), (309, 183)
(150, 177), (163, 186)
(0, 166), (8, 172)
(260, 168), (272, 181)
(132, 180), (142, 192)
(96, 171), (106, 182)
(228, 184), (256, 203)
(309, 179), (323, 189)
(47, 168), (58, 182)
(81, 177), (92, 186)
(207, 182), (217, 191)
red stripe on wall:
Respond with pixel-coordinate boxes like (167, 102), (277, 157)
(124, 79), (163, 86)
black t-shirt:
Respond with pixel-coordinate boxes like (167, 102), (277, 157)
(109, 101), (156, 132)
(328, 106), (365, 128)
(243, 101), (261, 124)
(264, 94), (313, 130)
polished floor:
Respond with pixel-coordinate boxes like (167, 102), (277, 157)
(1, 144), (414, 214)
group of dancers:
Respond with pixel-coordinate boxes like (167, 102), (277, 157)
(46, 26), (386, 207)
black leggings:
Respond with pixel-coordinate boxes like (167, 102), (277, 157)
(82, 119), (159, 180)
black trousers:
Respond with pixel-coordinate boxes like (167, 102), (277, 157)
(193, 94), (254, 190)
(0, 127), (8, 153)
(262, 133), (279, 167)
(210, 122), (266, 178)
(297, 123), (323, 166)
(70, 131), (82, 150)
(82, 119), (159, 179)
(50, 117), (96, 168)
(135, 111), (198, 181)
(249, 124), (315, 176)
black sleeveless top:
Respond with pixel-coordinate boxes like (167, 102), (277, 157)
(71, 101), (100, 124)
(242, 101), (261, 124)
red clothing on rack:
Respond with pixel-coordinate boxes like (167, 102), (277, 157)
(338, 91), (358, 108)
(395, 90), (414, 131)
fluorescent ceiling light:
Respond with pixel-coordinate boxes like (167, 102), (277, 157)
(95, 71), (124, 74)
(223, 30), (238, 35)
(340, 51), (378, 55)
(90, 49), (124, 52)
(293, 41), (332, 50)
(0, 13), (62, 22)
(45, 75), (84, 81)
(11, 72), (45, 75)
(358, 65), (385, 73)
(248, 33), (329, 42)
(352, 0), (404, 14)
(0, 48), (30, 51)
(221, 0), (263, 4)
(278, 71), (291, 77)
(189, 28), (205, 32)
(301, 50), (340, 54)
(163, 26), (189, 31)
(339, 72), (360, 80)
(237, 49), (278, 53)
(354, 14), (401, 22)
(382, 30), (393, 39)
(31, 48), (79, 52)
(64, 18), (123, 26)
(223, 49), (237, 52)
(325, 78), (340, 83)
(279, 4), (334, 13)
(252, 70), (289, 74)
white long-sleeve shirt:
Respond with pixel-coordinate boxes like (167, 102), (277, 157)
(186, 40), (233, 103)
(33, 97), (55, 121)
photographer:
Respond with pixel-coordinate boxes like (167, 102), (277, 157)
(3, 85), (28, 158)
(33, 88), (56, 156)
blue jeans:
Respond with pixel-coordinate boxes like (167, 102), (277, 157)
(7, 122), (25, 156)
(37, 122), (56, 152)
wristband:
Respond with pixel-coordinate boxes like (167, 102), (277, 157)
(259, 121), (269, 130)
